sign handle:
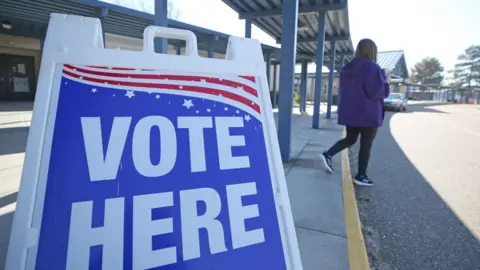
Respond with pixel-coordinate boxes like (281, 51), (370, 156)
(142, 26), (199, 57)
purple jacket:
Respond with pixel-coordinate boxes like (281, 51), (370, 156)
(337, 58), (390, 127)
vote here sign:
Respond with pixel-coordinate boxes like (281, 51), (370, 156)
(30, 64), (288, 270)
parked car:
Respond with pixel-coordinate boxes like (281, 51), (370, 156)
(384, 92), (408, 111)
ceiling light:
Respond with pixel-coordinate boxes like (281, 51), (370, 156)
(298, 26), (309, 32)
(2, 21), (12, 30)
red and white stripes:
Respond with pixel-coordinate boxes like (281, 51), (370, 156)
(62, 64), (262, 116)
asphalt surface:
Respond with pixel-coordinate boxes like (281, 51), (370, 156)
(350, 102), (480, 270)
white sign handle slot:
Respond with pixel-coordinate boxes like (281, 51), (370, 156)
(142, 26), (199, 57)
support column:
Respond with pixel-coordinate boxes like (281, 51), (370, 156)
(208, 39), (214, 58)
(312, 11), (326, 129)
(277, 0), (299, 161)
(300, 61), (308, 113)
(40, 35), (45, 55)
(265, 54), (271, 90)
(175, 45), (181, 55)
(326, 41), (337, 119)
(336, 55), (345, 111)
(154, 0), (168, 54)
(97, 7), (108, 47)
(272, 64), (278, 108)
(245, 18), (252, 38)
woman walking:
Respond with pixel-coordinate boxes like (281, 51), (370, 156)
(320, 39), (390, 186)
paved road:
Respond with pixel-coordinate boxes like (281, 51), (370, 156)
(351, 103), (480, 270)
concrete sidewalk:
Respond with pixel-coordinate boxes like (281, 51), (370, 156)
(0, 102), (359, 270)
(274, 105), (353, 269)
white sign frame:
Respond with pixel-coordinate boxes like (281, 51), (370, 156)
(5, 13), (302, 270)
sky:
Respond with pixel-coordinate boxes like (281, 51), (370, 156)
(103, 0), (480, 78)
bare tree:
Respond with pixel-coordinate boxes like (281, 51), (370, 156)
(167, 0), (180, 20)
(111, 0), (180, 20)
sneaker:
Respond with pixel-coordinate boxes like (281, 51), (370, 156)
(320, 152), (334, 173)
(353, 175), (374, 186)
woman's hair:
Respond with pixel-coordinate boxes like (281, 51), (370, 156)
(355, 39), (378, 62)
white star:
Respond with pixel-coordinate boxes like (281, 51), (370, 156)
(236, 110), (240, 114)
(207, 108), (211, 112)
(244, 115), (251, 122)
(91, 88), (97, 93)
(113, 94), (116, 97)
(125, 90), (135, 99)
(64, 82), (68, 85)
(196, 110), (199, 114)
(183, 99), (194, 109)
(155, 95), (160, 99)
(224, 107), (228, 111)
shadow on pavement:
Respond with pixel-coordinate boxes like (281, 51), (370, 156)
(391, 106), (449, 114)
(386, 102), (456, 114)
(0, 102), (33, 112)
(0, 127), (29, 156)
(350, 103), (480, 270)
(0, 194), (17, 270)
(0, 193), (17, 209)
(0, 212), (13, 270)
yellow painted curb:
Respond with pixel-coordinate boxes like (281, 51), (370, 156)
(341, 129), (370, 270)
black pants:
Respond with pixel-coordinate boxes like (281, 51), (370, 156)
(326, 127), (378, 176)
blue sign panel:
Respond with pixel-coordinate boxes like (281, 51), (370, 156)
(34, 65), (287, 270)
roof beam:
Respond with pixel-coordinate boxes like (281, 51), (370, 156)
(276, 34), (349, 44)
(309, 51), (353, 57)
(271, 52), (354, 65)
(239, 3), (346, 19)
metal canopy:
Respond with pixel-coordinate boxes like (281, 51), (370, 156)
(221, 0), (355, 64)
(0, 0), (283, 61)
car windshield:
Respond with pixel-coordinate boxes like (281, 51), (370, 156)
(387, 93), (403, 99)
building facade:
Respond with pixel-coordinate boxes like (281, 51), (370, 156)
(0, 0), (282, 102)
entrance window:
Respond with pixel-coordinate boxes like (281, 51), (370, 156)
(0, 54), (36, 101)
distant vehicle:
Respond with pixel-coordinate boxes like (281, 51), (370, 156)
(384, 92), (408, 111)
